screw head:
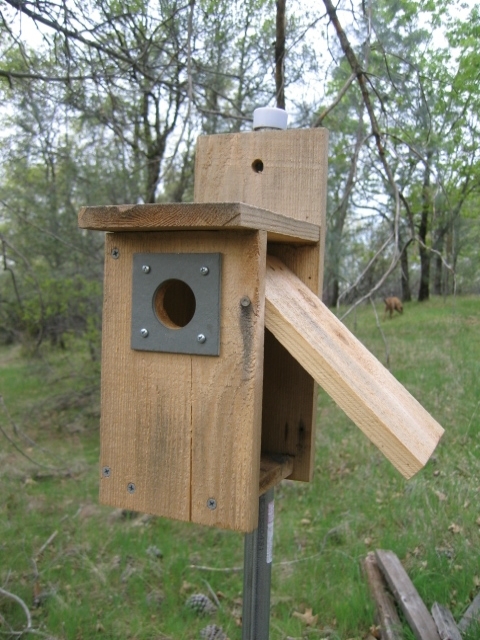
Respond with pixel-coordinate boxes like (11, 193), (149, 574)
(127, 482), (136, 494)
(102, 466), (111, 478)
(142, 265), (151, 274)
(140, 328), (149, 338)
(111, 248), (120, 259)
(207, 498), (217, 510)
(200, 266), (209, 276)
(197, 333), (206, 344)
(240, 296), (251, 307)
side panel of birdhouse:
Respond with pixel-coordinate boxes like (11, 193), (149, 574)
(194, 129), (328, 481)
(99, 230), (266, 532)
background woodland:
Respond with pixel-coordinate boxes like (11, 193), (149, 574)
(0, 0), (479, 352)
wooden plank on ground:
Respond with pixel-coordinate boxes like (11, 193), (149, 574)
(431, 603), (462, 640)
(78, 201), (320, 244)
(458, 591), (480, 633)
(264, 256), (444, 478)
(375, 550), (441, 640)
(363, 552), (404, 640)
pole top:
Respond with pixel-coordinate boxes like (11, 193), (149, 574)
(253, 107), (288, 131)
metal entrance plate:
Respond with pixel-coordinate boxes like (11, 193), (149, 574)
(131, 253), (221, 356)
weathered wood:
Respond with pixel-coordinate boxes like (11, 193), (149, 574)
(99, 230), (266, 532)
(375, 550), (441, 640)
(259, 453), (294, 496)
(78, 201), (320, 244)
(194, 129), (328, 482)
(194, 129), (328, 227)
(264, 256), (444, 478)
(431, 603), (462, 640)
(458, 591), (480, 633)
(363, 553), (404, 640)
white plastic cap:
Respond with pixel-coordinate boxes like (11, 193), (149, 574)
(253, 107), (288, 130)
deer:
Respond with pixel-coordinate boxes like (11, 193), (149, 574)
(384, 296), (403, 319)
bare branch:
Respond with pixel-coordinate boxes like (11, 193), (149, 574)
(0, 587), (32, 634)
(185, 0), (195, 120)
(0, 68), (114, 83)
(369, 297), (390, 366)
(322, 0), (401, 252)
(314, 72), (355, 126)
(34, 530), (58, 561)
(338, 233), (395, 318)
(275, 0), (286, 109)
(0, 395), (66, 470)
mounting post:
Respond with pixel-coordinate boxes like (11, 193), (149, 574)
(242, 488), (275, 640)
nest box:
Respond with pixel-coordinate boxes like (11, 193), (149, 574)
(79, 128), (444, 533)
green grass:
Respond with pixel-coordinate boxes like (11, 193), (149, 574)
(1, 296), (479, 639)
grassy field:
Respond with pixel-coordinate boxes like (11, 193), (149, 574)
(0, 295), (479, 640)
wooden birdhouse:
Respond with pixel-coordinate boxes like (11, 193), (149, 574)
(78, 127), (444, 534)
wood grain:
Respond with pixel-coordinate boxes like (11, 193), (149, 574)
(194, 129), (328, 481)
(194, 129), (328, 226)
(99, 230), (266, 532)
(259, 453), (294, 496)
(78, 201), (319, 244)
(458, 591), (480, 633)
(375, 550), (441, 640)
(431, 603), (462, 640)
(264, 256), (444, 478)
(363, 552), (404, 640)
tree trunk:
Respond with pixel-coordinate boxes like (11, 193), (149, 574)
(400, 239), (412, 302)
(433, 253), (443, 295)
(324, 104), (365, 306)
(275, 0), (286, 109)
(418, 152), (432, 301)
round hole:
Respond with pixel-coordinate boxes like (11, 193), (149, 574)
(251, 159), (264, 173)
(154, 279), (196, 329)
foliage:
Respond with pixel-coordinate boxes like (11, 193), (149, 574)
(0, 0), (479, 318)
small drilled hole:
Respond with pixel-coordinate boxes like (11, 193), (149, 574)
(251, 159), (264, 173)
(154, 279), (196, 329)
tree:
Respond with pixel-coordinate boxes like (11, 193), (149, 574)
(317, 0), (480, 305)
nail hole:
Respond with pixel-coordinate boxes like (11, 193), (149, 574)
(154, 279), (196, 329)
(251, 159), (264, 173)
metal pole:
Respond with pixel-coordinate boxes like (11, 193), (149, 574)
(242, 487), (275, 640)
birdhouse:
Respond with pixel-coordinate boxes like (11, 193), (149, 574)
(78, 127), (443, 534)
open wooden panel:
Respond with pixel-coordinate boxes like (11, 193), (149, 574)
(265, 255), (444, 478)
(194, 129), (328, 481)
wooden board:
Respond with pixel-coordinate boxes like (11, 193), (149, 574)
(264, 256), (444, 478)
(194, 129), (328, 227)
(78, 202), (319, 244)
(431, 603), (462, 640)
(458, 591), (480, 633)
(100, 229), (266, 532)
(375, 550), (441, 640)
(194, 129), (328, 481)
(259, 453), (294, 496)
(363, 552), (404, 640)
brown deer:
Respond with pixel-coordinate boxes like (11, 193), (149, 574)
(384, 296), (403, 319)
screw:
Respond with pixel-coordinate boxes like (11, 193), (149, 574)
(207, 498), (217, 510)
(197, 334), (206, 344)
(240, 296), (251, 307)
(102, 466), (111, 478)
(127, 482), (136, 494)
(142, 265), (151, 274)
(111, 248), (120, 259)
(140, 328), (149, 338)
(200, 266), (209, 276)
